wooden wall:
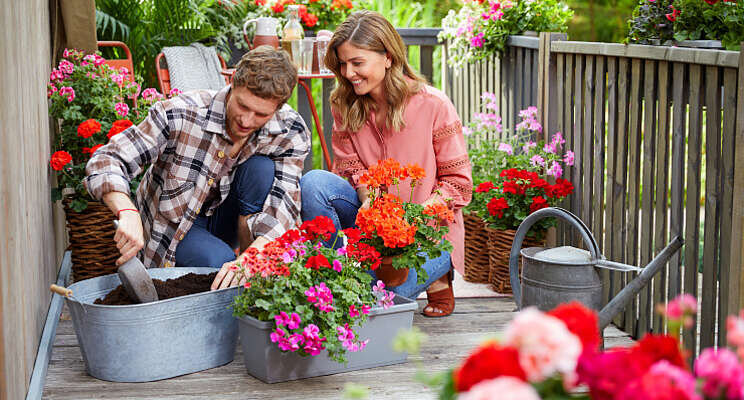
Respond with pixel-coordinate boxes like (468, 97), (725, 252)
(0, 1), (62, 398)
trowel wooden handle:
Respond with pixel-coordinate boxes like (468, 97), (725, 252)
(50, 284), (72, 297)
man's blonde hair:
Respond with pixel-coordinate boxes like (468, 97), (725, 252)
(232, 46), (298, 105)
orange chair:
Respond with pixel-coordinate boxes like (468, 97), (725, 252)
(155, 52), (231, 95)
(97, 41), (135, 82)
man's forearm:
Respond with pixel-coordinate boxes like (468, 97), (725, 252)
(102, 191), (137, 216)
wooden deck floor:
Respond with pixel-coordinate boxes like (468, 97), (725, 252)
(43, 298), (633, 399)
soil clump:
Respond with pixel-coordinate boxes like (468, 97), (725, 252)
(94, 272), (218, 305)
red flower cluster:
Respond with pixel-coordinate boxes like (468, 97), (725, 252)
(356, 193), (417, 248)
(453, 342), (526, 392)
(478, 169), (573, 220)
(238, 241), (292, 279)
(547, 301), (601, 352)
(359, 158), (424, 189)
(297, 5), (318, 27)
(306, 254), (330, 270)
(77, 119), (101, 139)
(299, 215), (335, 241)
(423, 202), (455, 223)
(50, 150), (72, 171)
(108, 119), (133, 139)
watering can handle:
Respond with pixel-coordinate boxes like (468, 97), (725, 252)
(509, 207), (601, 308)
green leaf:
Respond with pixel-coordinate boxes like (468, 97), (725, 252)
(51, 187), (62, 202)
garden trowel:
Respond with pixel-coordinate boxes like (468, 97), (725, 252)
(113, 220), (159, 303)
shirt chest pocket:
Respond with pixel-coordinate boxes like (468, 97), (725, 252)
(158, 175), (196, 223)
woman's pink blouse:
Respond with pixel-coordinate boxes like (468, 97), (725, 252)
(331, 85), (473, 274)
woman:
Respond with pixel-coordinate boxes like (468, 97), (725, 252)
(300, 10), (472, 317)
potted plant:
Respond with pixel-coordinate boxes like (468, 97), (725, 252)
(627, 0), (743, 50)
(469, 105), (574, 293)
(47, 48), (175, 280)
(439, 0), (573, 69)
(354, 159), (454, 287)
(230, 216), (419, 383)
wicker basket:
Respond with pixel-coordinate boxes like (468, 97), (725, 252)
(486, 227), (544, 294)
(63, 198), (120, 282)
(463, 213), (490, 283)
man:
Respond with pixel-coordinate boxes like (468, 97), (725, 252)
(84, 46), (309, 290)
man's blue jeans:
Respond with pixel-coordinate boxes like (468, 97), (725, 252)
(175, 155), (274, 268)
(300, 169), (451, 299)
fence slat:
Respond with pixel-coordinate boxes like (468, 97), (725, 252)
(639, 59), (658, 336)
(516, 47), (524, 120)
(625, 58), (644, 336)
(653, 61), (671, 334)
(604, 56), (619, 305)
(573, 54), (584, 245)
(591, 56), (608, 302)
(613, 58), (630, 328)
(701, 65), (722, 349)
(582, 55), (595, 230)
(719, 67), (738, 346)
(684, 63), (703, 356)
(668, 62), (687, 320)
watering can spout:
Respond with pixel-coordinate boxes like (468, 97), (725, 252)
(597, 235), (684, 329)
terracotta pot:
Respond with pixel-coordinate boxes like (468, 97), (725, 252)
(375, 256), (409, 287)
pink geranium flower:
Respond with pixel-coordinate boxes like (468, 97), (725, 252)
(498, 143), (513, 155)
(115, 102), (129, 117)
(547, 161), (563, 179)
(695, 348), (744, 400)
(563, 150), (575, 166)
(503, 307), (582, 384)
(459, 376), (540, 400)
(470, 32), (485, 48)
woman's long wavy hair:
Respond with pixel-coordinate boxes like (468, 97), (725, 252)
(325, 10), (425, 133)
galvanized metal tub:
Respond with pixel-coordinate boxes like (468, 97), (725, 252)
(64, 267), (239, 382)
(239, 295), (418, 383)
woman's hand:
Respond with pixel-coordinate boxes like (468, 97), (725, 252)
(357, 186), (371, 210)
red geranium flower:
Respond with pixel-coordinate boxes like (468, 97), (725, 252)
(342, 227), (362, 244)
(77, 119), (101, 139)
(50, 151), (72, 171)
(632, 334), (687, 370)
(255, 0), (266, 4)
(453, 342), (526, 392)
(271, 2), (284, 13)
(302, 13), (318, 28)
(305, 254), (330, 270)
(529, 196), (548, 213)
(502, 180), (525, 195)
(487, 197), (509, 218)
(475, 181), (495, 193)
(107, 119), (133, 139)
(300, 215), (336, 241)
(548, 301), (601, 352)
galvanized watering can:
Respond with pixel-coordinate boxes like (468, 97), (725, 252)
(509, 207), (683, 329)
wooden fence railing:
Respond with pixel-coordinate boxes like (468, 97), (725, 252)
(445, 33), (744, 356)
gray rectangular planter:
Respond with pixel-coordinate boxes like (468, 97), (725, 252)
(64, 267), (239, 382)
(239, 295), (418, 383)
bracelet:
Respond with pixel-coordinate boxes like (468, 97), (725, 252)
(117, 208), (139, 219)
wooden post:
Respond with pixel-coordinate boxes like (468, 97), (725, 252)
(732, 45), (744, 315)
(537, 32), (567, 141)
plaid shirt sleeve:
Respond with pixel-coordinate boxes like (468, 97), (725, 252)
(248, 111), (310, 241)
(84, 102), (171, 200)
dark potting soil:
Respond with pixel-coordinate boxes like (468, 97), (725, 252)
(94, 272), (218, 305)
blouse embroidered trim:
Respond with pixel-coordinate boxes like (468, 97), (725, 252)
(437, 155), (471, 173)
(440, 177), (473, 201)
(432, 120), (462, 143)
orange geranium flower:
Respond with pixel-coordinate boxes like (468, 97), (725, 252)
(423, 202), (454, 223)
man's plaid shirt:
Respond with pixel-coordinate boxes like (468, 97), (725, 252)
(84, 85), (310, 269)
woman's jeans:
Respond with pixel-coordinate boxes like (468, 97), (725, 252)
(300, 169), (451, 299)
(175, 155), (274, 268)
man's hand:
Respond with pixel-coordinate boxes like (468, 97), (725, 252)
(211, 236), (271, 290)
(103, 191), (145, 265)
(114, 211), (144, 265)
